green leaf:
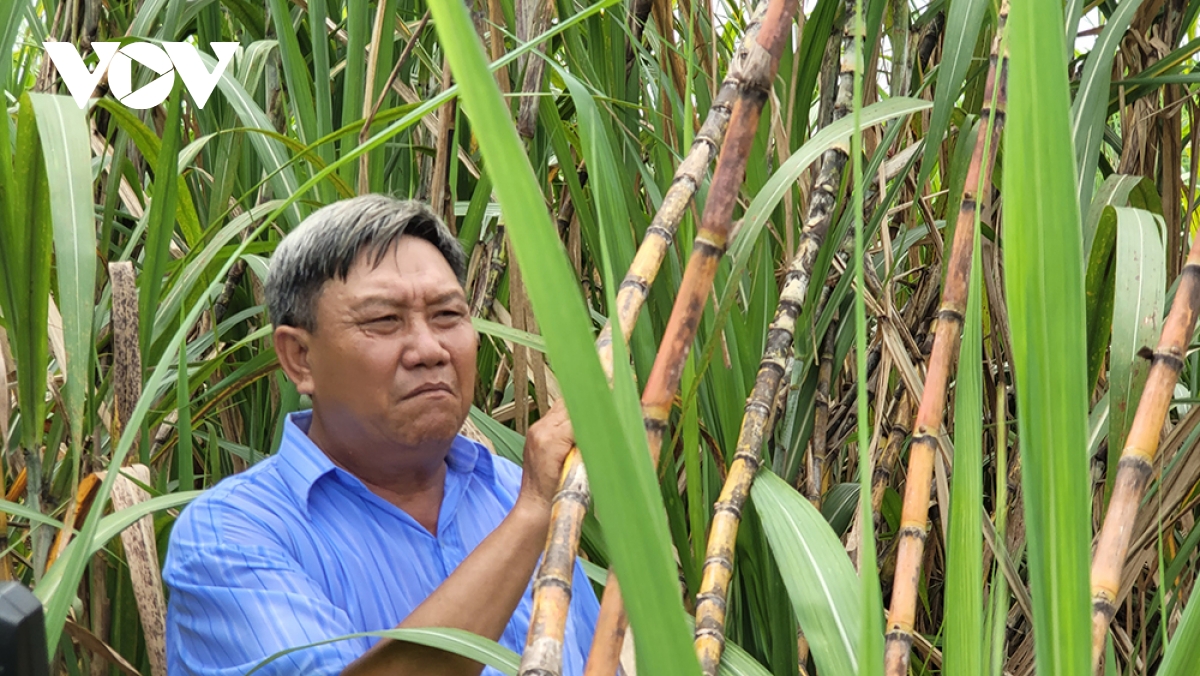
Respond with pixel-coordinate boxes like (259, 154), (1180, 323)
(138, 82), (183, 364)
(266, 0), (318, 147)
(0, 499), (66, 530)
(1159, 590), (1200, 675)
(4, 94), (53, 454)
(198, 45), (306, 226)
(473, 318), (547, 353)
(1070, 0), (1145, 211)
(247, 627), (519, 676)
(36, 491), (201, 607)
(424, 0), (701, 674)
(944, 165), (985, 676)
(26, 94), (96, 455)
(1004, 3), (1093, 676)
(93, 99), (203, 247)
(752, 470), (862, 676)
(916, 0), (989, 192)
(1106, 207), (1165, 501)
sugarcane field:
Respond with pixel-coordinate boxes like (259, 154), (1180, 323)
(8, 0), (1200, 674)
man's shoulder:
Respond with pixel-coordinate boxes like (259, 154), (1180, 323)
(169, 455), (300, 552)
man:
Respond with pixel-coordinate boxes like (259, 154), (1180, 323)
(164, 195), (599, 675)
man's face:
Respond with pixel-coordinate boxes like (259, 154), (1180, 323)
(298, 236), (477, 449)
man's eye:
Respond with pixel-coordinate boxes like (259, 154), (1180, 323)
(368, 315), (398, 325)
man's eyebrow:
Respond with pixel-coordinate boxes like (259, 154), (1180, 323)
(428, 290), (467, 306)
(348, 295), (403, 312)
(349, 290), (465, 312)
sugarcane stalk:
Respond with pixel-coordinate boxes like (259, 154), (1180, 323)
(872, 392), (912, 525)
(1089, 199), (1200, 671)
(519, 6), (773, 675)
(684, 5), (859, 671)
(883, 6), (1008, 673)
(771, 0), (857, 365)
(580, 2), (798, 674)
(806, 322), (838, 506)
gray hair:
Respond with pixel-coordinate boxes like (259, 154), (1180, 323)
(266, 195), (466, 331)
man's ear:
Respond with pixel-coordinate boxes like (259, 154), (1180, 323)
(274, 325), (316, 395)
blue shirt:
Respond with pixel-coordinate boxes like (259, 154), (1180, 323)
(164, 411), (600, 675)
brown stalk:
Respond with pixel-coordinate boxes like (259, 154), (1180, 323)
(584, 1), (797, 674)
(1089, 196), (1200, 670)
(688, 6), (855, 670)
(517, 6), (774, 674)
(883, 6), (1008, 673)
(516, 0), (555, 138)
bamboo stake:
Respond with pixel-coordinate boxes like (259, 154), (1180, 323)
(1089, 196), (1200, 671)
(579, 2), (798, 674)
(518, 6), (773, 675)
(883, 6), (1008, 673)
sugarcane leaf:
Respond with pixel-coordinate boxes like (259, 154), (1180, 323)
(791, 0), (840, 143)
(820, 482), (859, 536)
(1084, 176), (1162, 394)
(93, 99), (202, 247)
(424, 0), (701, 674)
(916, 0), (989, 192)
(1106, 207), (1166, 501)
(247, 627), (519, 676)
(266, 0), (317, 147)
(1085, 205), (1118, 398)
(468, 406), (526, 465)
(1070, 0), (1144, 211)
(718, 639), (774, 676)
(1083, 175), (1161, 258)
(196, 45), (306, 226)
(473, 318), (546, 353)
(730, 97), (932, 266)
(0, 499), (66, 529)
(945, 170), (985, 676)
(752, 469), (861, 676)
(1004, 2), (1093, 676)
(36, 491), (202, 608)
(1159, 594), (1200, 676)
(139, 81), (183, 364)
(7, 94), (53, 453)
(26, 94), (96, 454)
(1064, 0), (1086, 53)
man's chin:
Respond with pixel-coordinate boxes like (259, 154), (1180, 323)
(392, 411), (466, 447)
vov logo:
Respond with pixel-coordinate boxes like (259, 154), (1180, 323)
(42, 41), (239, 110)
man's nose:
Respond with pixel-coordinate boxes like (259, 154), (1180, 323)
(402, 320), (451, 368)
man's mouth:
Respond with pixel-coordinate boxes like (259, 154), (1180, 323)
(405, 383), (454, 399)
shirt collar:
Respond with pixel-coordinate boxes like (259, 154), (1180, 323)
(275, 410), (496, 513)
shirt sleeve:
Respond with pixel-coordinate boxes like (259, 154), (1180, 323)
(164, 540), (369, 676)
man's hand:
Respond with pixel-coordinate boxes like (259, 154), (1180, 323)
(344, 398), (579, 676)
(519, 399), (575, 510)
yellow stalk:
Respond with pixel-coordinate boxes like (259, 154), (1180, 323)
(1089, 213), (1200, 670)
(883, 6), (1008, 673)
(518, 5), (774, 674)
(582, 1), (799, 673)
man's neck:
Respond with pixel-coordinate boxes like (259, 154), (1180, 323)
(305, 410), (450, 534)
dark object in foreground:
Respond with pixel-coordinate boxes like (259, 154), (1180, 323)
(0, 582), (49, 676)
